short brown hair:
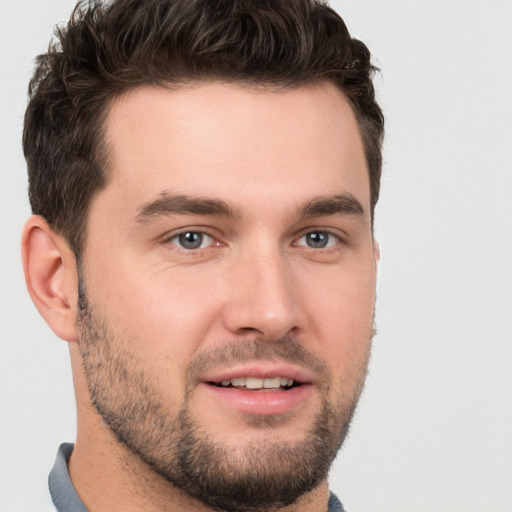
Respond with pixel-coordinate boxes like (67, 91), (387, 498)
(23, 0), (384, 255)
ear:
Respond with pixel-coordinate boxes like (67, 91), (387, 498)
(21, 216), (79, 342)
(373, 239), (380, 264)
(373, 239), (381, 279)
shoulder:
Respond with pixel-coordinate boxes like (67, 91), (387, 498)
(328, 492), (346, 512)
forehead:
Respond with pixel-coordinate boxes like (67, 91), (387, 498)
(99, 81), (369, 216)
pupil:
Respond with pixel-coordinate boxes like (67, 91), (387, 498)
(179, 232), (202, 249)
(307, 232), (328, 248)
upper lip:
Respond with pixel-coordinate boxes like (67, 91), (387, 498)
(200, 362), (316, 385)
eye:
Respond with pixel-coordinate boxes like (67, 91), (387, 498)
(169, 231), (214, 250)
(295, 231), (339, 249)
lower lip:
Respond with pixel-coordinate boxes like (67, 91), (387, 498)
(199, 383), (314, 415)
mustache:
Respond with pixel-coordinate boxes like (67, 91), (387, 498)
(185, 336), (331, 386)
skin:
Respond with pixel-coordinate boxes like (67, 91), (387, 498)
(22, 81), (379, 512)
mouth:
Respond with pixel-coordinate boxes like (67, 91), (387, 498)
(199, 365), (314, 416)
(208, 376), (300, 392)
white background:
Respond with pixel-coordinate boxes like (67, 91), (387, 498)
(1, 1), (511, 511)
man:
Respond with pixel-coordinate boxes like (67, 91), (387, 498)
(21, 0), (384, 510)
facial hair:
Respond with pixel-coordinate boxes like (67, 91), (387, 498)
(76, 278), (371, 512)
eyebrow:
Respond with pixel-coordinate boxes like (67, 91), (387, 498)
(298, 193), (365, 218)
(136, 193), (239, 222)
(135, 192), (364, 224)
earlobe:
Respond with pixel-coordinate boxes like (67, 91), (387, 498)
(21, 216), (79, 342)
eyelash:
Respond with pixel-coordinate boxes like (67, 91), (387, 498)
(294, 231), (341, 250)
(166, 230), (219, 251)
(165, 229), (343, 252)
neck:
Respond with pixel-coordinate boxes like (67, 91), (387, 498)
(69, 400), (330, 512)
(69, 437), (330, 512)
(68, 347), (331, 512)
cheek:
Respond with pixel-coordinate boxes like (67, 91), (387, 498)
(126, 276), (222, 357)
(86, 258), (224, 372)
(300, 262), (376, 372)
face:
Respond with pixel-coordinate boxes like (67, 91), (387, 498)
(77, 82), (377, 511)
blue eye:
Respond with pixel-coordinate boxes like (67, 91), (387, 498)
(297, 231), (338, 249)
(171, 231), (213, 250)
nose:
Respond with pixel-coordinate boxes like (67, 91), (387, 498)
(222, 248), (304, 340)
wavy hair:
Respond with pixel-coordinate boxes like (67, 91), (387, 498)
(23, 0), (384, 254)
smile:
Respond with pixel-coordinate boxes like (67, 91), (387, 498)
(199, 366), (314, 415)
(212, 376), (296, 391)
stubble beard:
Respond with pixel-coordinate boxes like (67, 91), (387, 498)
(76, 281), (372, 512)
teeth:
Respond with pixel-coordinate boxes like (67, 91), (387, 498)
(246, 377), (264, 389)
(216, 376), (295, 389)
(263, 377), (281, 388)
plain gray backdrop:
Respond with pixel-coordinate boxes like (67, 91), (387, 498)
(1, 1), (511, 511)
